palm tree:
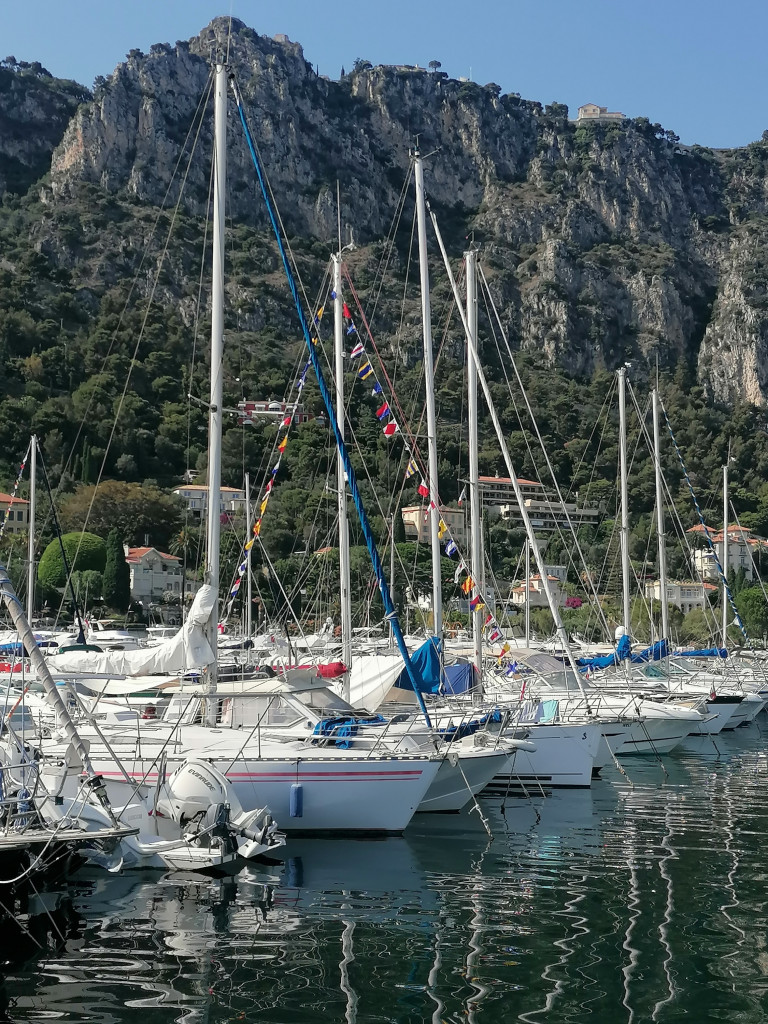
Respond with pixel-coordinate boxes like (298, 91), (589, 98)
(169, 526), (201, 621)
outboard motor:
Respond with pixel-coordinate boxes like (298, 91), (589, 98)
(155, 759), (231, 826)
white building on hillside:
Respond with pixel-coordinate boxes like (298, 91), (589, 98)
(576, 103), (626, 123)
(687, 524), (768, 583)
(479, 474), (601, 533)
(172, 485), (247, 524)
(508, 574), (565, 609)
(644, 579), (718, 615)
(401, 505), (468, 547)
(124, 546), (198, 604)
(0, 493), (29, 534)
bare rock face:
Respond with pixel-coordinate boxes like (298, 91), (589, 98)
(29, 17), (768, 404)
(699, 228), (768, 405)
(0, 62), (89, 195)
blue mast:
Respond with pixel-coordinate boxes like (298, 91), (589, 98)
(230, 75), (432, 726)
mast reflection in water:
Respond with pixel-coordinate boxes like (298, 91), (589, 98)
(4, 727), (768, 1022)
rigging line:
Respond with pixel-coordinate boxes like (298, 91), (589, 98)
(228, 67), (319, 330)
(729, 502), (768, 606)
(232, 76), (433, 724)
(63, 73), (215, 510)
(324, 268), (457, 614)
(660, 396), (751, 648)
(78, 71), (215, 557)
(361, 164), (414, 335)
(393, 192), (418, 389)
(478, 264), (613, 635)
(36, 445), (86, 643)
(257, 540), (321, 652)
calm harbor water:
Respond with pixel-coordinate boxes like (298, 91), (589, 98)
(4, 725), (768, 1022)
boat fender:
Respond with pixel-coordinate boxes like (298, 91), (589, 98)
(290, 782), (303, 818)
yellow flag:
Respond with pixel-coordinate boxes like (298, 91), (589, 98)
(438, 518), (447, 539)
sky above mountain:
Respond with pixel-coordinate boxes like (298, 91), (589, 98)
(3, 0), (766, 148)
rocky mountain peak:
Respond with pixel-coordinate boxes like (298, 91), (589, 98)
(5, 19), (768, 404)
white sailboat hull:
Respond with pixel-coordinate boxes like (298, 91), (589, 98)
(417, 746), (512, 812)
(94, 751), (440, 834)
(484, 722), (602, 790)
(611, 715), (690, 754)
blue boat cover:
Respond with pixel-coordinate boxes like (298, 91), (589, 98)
(630, 639), (669, 663)
(442, 663), (476, 694)
(576, 632), (632, 670)
(394, 636), (443, 693)
(673, 647), (728, 659)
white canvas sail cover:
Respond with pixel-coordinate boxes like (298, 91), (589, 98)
(44, 585), (217, 677)
(345, 654), (406, 710)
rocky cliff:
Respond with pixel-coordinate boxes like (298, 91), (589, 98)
(0, 60), (89, 196)
(5, 17), (768, 406)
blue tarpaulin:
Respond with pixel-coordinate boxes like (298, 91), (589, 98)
(630, 639), (669, 663)
(673, 647), (728, 659)
(576, 632), (632, 670)
(394, 637), (443, 694)
(442, 663), (476, 695)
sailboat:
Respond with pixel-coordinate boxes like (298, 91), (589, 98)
(0, 561), (284, 872)
(31, 61), (444, 835)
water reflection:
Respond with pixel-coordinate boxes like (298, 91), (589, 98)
(5, 725), (768, 1020)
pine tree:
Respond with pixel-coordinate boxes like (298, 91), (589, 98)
(393, 507), (406, 543)
(81, 441), (92, 483)
(102, 528), (130, 612)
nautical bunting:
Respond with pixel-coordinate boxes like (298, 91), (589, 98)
(0, 444), (30, 541)
(223, 356), (312, 620)
(335, 282), (482, 602)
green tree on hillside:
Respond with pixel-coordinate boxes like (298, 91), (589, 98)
(102, 528), (130, 612)
(59, 481), (182, 547)
(37, 532), (106, 603)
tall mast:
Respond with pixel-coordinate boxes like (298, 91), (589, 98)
(618, 367), (631, 640)
(524, 540), (531, 647)
(26, 435), (37, 623)
(429, 217), (592, 702)
(204, 62), (227, 721)
(245, 472), (252, 640)
(332, 254), (353, 690)
(465, 249), (483, 677)
(651, 389), (669, 643)
(413, 150), (443, 638)
(722, 458), (729, 648)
